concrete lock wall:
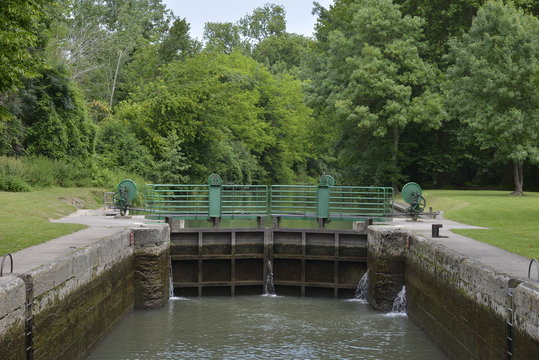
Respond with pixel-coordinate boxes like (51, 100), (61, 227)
(3, 222), (538, 360)
(367, 227), (407, 311)
(133, 225), (170, 309)
(367, 227), (539, 360)
(0, 224), (169, 360)
(0, 276), (26, 360)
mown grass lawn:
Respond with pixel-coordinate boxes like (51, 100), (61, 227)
(423, 190), (539, 260)
(0, 188), (102, 255)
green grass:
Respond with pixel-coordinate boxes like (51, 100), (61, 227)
(0, 188), (102, 255)
(423, 190), (539, 260)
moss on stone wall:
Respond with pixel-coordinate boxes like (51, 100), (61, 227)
(406, 261), (507, 360)
(0, 320), (25, 360)
(513, 328), (539, 359)
(134, 250), (169, 309)
(367, 252), (406, 311)
(31, 256), (134, 360)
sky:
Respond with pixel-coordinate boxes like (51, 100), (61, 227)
(161, 0), (335, 40)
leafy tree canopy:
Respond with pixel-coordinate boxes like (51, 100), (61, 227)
(445, 1), (539, 194)
(114, 52), (311, 184)
(0, 0), (52, 93)
(239, 3), (287, 45)
(308, 0), (443, 186)
(253, 33), (313, 75)
(203, 22), (244, 54)
(5, 65), (96, 160)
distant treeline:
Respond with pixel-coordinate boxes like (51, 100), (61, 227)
(1, 0), (539, 193)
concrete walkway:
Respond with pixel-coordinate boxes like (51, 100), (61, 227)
(7, 210), (162, 275)
(388, 214), (538, 283)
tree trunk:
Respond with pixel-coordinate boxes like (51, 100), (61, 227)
(109, 49), (125, 108)
(391, 127), (400, 191)
(512, 160), (524, 196)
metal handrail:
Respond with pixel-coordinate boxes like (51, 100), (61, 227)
(0, 254), (13, 277)
(145, 182), (394, 221)
(528, 258), (539, 281)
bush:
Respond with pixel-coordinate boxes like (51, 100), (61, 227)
(0, 156), (146, 198)
(0, 156), (94, 191)
(0, 175), (32, 192)
(0, 156), (26, 178)
(21, 157), (55, 187)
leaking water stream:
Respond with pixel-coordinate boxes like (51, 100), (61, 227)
(354, 270), (369, 301)
(89, 296), (445, 359)
(264, 259), (275, 296)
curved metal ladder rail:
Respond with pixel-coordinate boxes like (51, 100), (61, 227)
(528, 258), (539, 281)
(0, 253), (13, 277)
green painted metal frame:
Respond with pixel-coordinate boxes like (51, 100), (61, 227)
(144, 184), (210, 219)
(221, 185), (268, 219)
(328, 186), (394, 222)
(145, 182), (394, 222)
(270, 185), (318, 220)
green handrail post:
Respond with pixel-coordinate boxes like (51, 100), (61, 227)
(317, 175), (335, 227)
(208, 174), (222, 226)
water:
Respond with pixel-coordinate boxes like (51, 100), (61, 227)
(264, 260), (275, 296)
(354, 270), (369, 301)
(169, 259), (174, 299)
(391, 286), (407, 314)
(88, 296), (446, 360)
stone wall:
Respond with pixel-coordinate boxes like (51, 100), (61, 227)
(367, 227), (539, 360)
(0, 224), (169, 360)
(0, 276), (26, 360)
(367, 227), (407, 311)
(133, 225), (170, 309)
(27, 230), (134, 360)
(406, 235), (509, 359)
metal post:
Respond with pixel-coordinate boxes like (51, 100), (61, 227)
(316, 175), (334, 225)
(208, 174), (222, 223)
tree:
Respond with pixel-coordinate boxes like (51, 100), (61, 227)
(445, 1), (539, 195)
(114, 52), (311, 184)
(158, 18), (199, 63)
(253, 33), (312, 75)
(95, 118), (154, 178)
(394, 0), (539, 65)
(307, 0), (443, 186)
(6, 65), (96, 160)
(0, 0), (52, 93)
(239, 3), (286, 45)
(153, 132), (190, 184)
(203, 22), (244, 54)
(51, 0), (173, 106)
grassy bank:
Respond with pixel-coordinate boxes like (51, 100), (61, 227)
(424, 190), (539, 260)
(0, 188), (102, 255)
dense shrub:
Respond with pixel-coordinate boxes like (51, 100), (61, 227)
(0, 156), (93, 191)
(0, 175), (32, 192)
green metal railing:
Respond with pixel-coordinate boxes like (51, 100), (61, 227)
(221, 185), (268, 219)
(144, 174), (394, 222)
(144, 184), (210, 219)
(270, 185), (317, 219)
(329, 186), (394, 220)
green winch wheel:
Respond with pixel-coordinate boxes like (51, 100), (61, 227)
(401, 182), (422, 205)
(118, 179), (137, 201)
(402, 182), (426, 220)
(410, 194), (426, 213)
(115, 179), (137, 216)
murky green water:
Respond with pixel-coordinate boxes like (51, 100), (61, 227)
(88, 296), (445, 360)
